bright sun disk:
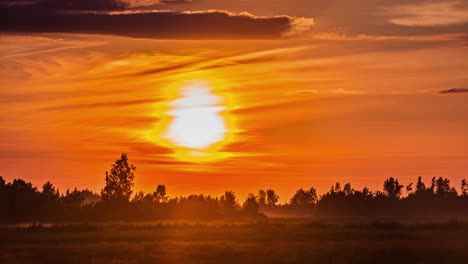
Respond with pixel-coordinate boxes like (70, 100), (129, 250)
(165, 84), (227, 149)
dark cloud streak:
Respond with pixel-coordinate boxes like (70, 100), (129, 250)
(1, 6), (294, 39)
(0, 0), (187, 11)
(439, 88), (468, 94)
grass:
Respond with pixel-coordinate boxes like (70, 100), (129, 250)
(1, 219), (468, 263)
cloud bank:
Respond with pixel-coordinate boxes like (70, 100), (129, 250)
(0, 0), (314, 39)
(0, 0), (185, 10)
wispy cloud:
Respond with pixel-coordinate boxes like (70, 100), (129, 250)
(439, 88), (468, 94)
(387, 1), (468, 26)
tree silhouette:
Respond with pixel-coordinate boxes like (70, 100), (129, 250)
(63, 188), (85, 208)
(290, 187), (317, 207)
(42, 181), (59, 200)
(416, 176), (426, 193)
(266, 189), (279, 206)
(435, 177), (456, 197)
(257, 189), (267, 206)
(461, 179), (468, 197)
(343, 183), (353, 196)
(220, 191), (238, 213)
(101, 153), (135, 201)
(429, 177), (436, 193)
(153, 185), (168, 203)
(242, 193), (260, 215)
(383, 177), (404, 199)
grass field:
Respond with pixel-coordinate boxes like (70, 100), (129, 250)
(2, 219), (468, 264)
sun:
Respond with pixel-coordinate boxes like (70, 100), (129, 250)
(165, 84), (226, 149)
(145, 79), (238, 163)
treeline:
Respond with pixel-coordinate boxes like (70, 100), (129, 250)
(266, 177), (468, 218)
(1, 153), (468, 222)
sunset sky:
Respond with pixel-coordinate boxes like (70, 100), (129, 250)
(1, 0), (468, 201)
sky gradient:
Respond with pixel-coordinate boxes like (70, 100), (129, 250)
(1, 0), (468, 201)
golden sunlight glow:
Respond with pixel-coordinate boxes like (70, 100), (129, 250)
(145, 79), (239, 163)
(165, 84), (226, 149)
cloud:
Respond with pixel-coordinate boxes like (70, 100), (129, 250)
(387, 1), (468, 26)
(0, 0), (186, 10)
(282, 16), (315, 37)
(439, 88), (468, 94)
(98, 47), (307, 79)
(0, 1), (313, 39)
(196, 46), (306, 71)
(157, 0), (468, 37)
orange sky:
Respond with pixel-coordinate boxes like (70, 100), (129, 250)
(1, 0), (468, 202)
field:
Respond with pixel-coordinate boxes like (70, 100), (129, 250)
(2, 219), (468, 264)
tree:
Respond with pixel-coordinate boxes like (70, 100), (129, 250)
(242, 193), (260, 215)
(331, 183), (341, 193)
(435, 177), (451, 196)
(361, 187), (373, 199)
(62, 188), (85, 208)
(61, 188), (85, 219)
(343, 183), (354, 196)
(220, 191), (238, 212)
(0, 176), (6, 212)
(429, 177), (436, 193)
(101, 153), (136, 201)
(290, 187), (317, 207)
(416, 176), (426, 193)
(257, 189), (266, 206)
(7, 179), (41, 220)
(154, 185), (168, 203)
(383, 177), (404, 199)
(132, 191), (145, 203)
(461, 179), (468, 197)
(42, 181), (59, 200)
(266, 189), (279, 206)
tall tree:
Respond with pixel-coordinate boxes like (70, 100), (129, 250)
(101, 153), (136, 201)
